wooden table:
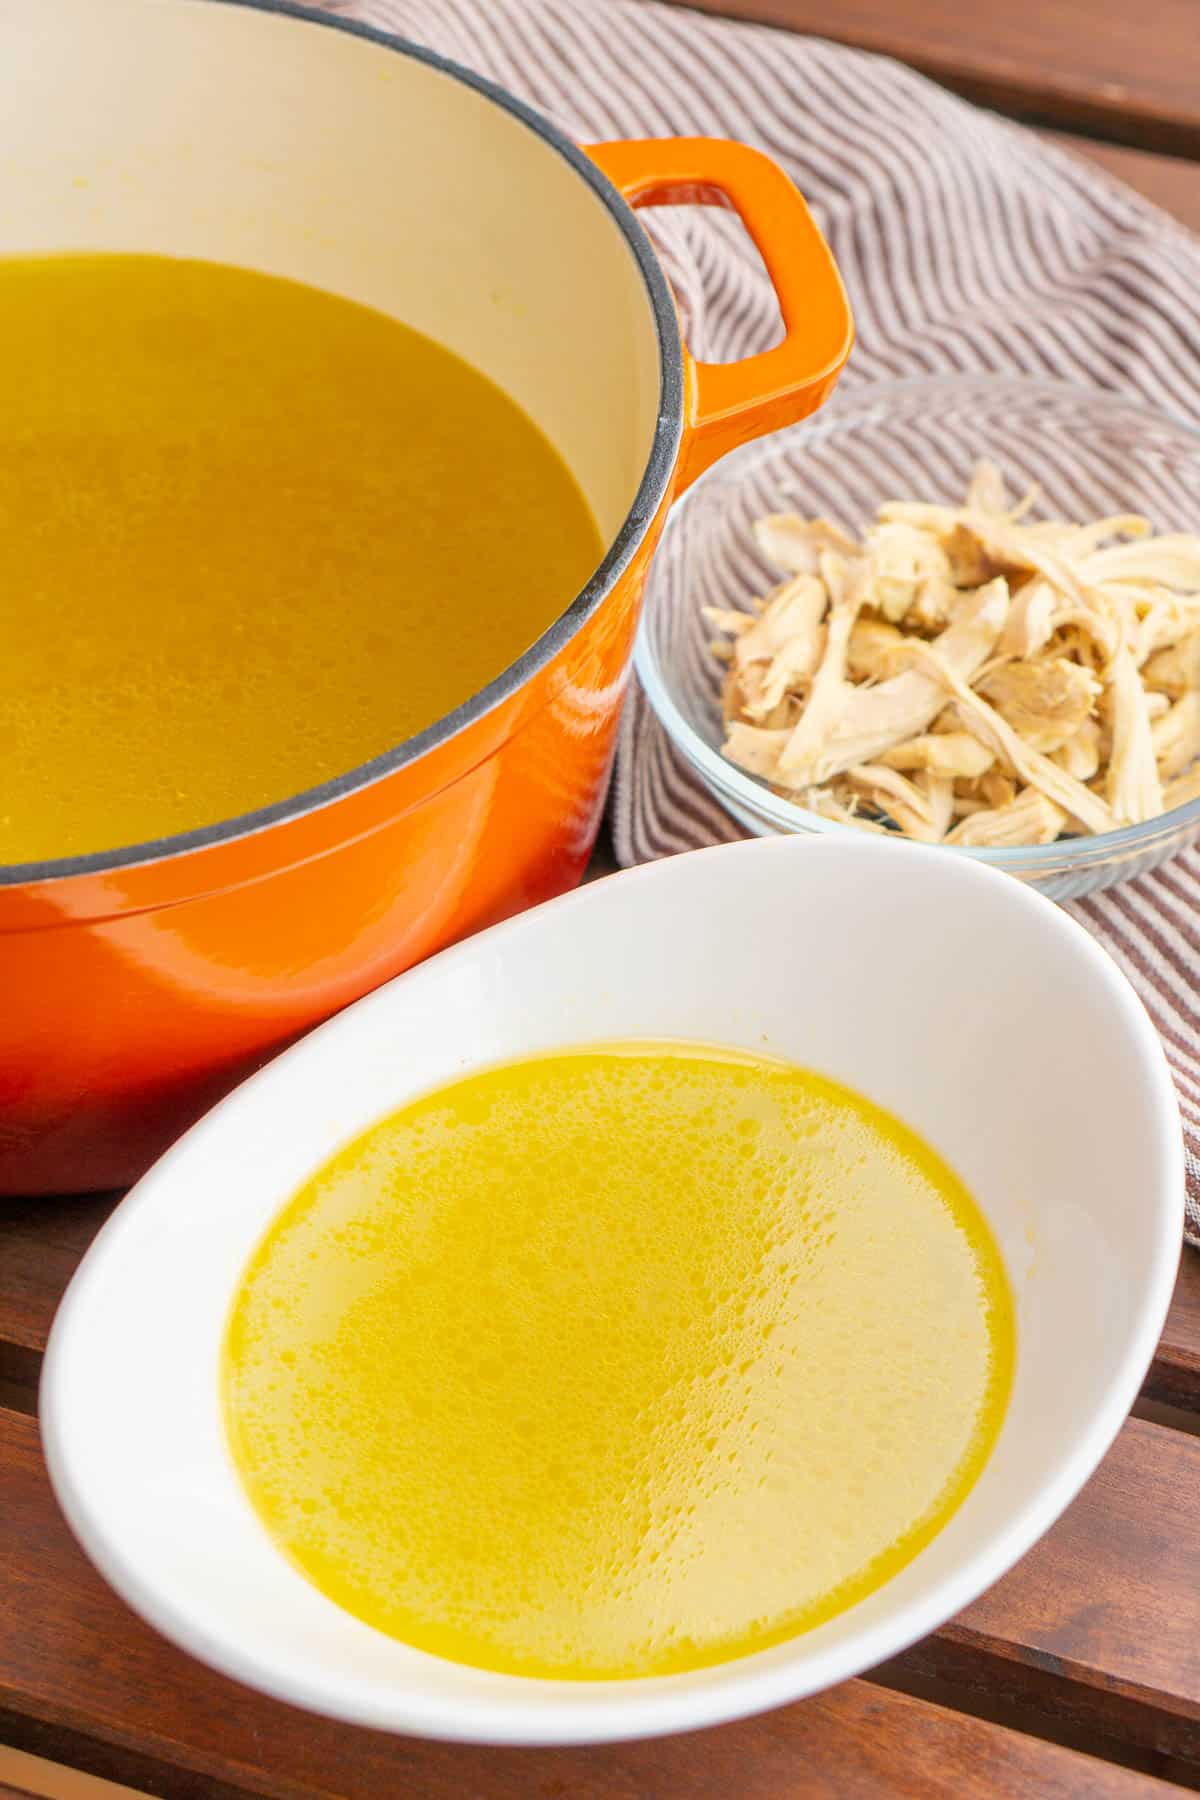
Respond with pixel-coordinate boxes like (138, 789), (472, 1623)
(5, 4), (1200, 1795)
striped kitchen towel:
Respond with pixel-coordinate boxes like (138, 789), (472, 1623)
(322, 0), (1199, 1241)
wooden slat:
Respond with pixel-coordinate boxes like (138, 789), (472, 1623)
(884, 1418), (1200, 1764)
(667, 0), (1200, 156)
(0, 1745), (148, 1800)
(0, 1411), (1185, 1800)
(1147, 1254), (1200, 1411)
(0, 1196), (119, 1409)
(0, 1196), (118, 1356)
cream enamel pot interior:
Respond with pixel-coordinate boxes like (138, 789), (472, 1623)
(0, 0), (852, 1194)
(41, 837), (1183, 1745)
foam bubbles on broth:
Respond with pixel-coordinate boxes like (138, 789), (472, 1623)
(223, 1044), (1014, 1678)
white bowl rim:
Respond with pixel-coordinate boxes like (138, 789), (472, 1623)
(634, 373), (1200, 872)
(39, 835), (1185, 1745)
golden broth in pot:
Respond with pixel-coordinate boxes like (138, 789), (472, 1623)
(0, 253), (602, 863)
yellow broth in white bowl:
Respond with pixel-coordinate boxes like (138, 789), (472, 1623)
(223, 1043), (1013, 1680)
(41, 837), (1182, 1743)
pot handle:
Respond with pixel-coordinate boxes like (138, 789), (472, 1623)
(586, 137), (853, 492)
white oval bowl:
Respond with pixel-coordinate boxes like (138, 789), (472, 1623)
(40, 836), (1183, 1745)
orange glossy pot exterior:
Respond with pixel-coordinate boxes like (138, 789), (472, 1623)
(0, 530), (653, 1191)
(0, 104), (851, 1192)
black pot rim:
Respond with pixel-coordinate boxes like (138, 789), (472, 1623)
(1, 0), (683, 889)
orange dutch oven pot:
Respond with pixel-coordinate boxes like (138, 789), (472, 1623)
(0, 0), (852, 1193)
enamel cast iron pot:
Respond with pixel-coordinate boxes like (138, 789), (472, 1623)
(0, 0), (852, 1193)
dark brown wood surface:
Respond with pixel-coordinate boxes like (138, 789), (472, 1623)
(0, 1407), (1187, 1800)
(0, 1195), (117, 1354)
(885, 1420), (1200, 1764)
(670, 0), (1200, 155)
(1152, 1256), (1200, 1410)
(0, 1196), (118, 1411)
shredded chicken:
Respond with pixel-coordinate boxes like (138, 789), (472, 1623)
(920, 771), (957, 840)
(896, 641), (1115, 833)
(1143, 639), (1196, 699)
(799, 579), (1010, 783)
(975, 658), (1099, 753)
(1053, 717), (1102, 783)
(847, 617), (904, 682)
(775, 554), (865, 784)
(842, 764), (939, 842)
(805, 788), (891, 834)
(721, 721), (789, 779)
(879, 732), (995, 779)
(964, 459), (1008, 516)
(752, 515), (859, 576)
(1166, 763), (1200, 810)
(1081, 536), (1200, 592)
(1105, 646), (1164, 825)
(945, 789), (1068, 848)
(859, 521), (954, 626)
(726, 575), (826, 673)
(1149, 633), (1200, 782)
(998, 578), (1056, 659)
(709, 466), (1200, 846)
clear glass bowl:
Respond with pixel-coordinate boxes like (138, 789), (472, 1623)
(635, 376), (1200, 901)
